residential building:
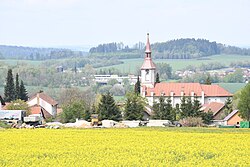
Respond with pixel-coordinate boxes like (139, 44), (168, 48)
(27, 92), (58, 118)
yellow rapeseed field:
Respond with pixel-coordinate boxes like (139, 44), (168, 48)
(0, 128), (249, 166)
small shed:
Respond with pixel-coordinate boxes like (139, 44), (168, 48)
(223, 110), (243, 126)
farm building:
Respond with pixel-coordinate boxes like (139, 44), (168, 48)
(140, 34), (233, 107)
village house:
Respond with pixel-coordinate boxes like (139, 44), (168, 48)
(27, 92), (58, 119)
(202, 102), (226, 120)
(140, 34), (233, 107)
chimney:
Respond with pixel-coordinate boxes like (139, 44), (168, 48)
(37, 93), (40, 106)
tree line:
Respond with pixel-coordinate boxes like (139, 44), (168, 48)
(89, 38), (250, 59)
(0, 45), (87, 60)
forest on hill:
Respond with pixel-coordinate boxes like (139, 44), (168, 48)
(1, 38), (250, 60)
(0, 45), (87, 60)
(89, 38), (250, 59)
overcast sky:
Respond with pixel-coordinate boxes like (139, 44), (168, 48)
(0, 0), (249, 48)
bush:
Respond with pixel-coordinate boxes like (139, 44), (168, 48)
(0, 121), (11, 129)
(179, 117), (204, 127)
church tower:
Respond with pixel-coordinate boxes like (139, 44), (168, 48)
(140, 33), (156, 88)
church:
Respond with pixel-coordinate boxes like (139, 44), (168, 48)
(140, 34), (233, 107)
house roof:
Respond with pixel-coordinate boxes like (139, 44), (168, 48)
(146, 83), (232, 97)
(30, 104), (52, 119)
(201, 85), (233, 97)
(203, 102), (225, 116)
(29, 92), (58, 106)
(224, 110), (239, 121)
(147, 83), (203, 96)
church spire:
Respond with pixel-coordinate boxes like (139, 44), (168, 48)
(141, 33), (156, 70)
(145, 33), (151, 54)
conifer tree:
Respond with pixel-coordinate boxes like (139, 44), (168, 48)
(4, 69), (15, 102)
(124, 92), (145, 120)
(98, 92), (121, 121)
(134, 76), (141, 95)
(156, 73), (160, 83)
(205, 75), (212, 85)
(153, 96), (174, 120)
(19, 80), (28, 101)
(15, 73), (20, 99)
(192, 96), (203, 117)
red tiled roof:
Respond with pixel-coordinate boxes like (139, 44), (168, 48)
(147, 83), (203, 96)
(30, 105), (42, 114)
(146, 83), (232, 97)
(30, 105), (52, 119)
(203, 102), (225, 115)
(29, 92), (58, 106)
(201, 85), (233, 97)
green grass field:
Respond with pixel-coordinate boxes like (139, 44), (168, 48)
(217, 83), (246, 93)
(97, 54), (250, 73)
(0, 59), (44, 66)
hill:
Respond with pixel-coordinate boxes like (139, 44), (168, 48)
(0, 45), (87, 60)
(89, 38), (250, 59)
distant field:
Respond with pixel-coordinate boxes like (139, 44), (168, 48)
(97, 54), (250, 73)
(216, 83), (246, 93)
(0, 59), (44, 66)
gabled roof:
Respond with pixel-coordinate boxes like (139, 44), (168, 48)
(203, 102), (225, 116)
(224, 110), (239, 121)
(30, 104), (52, 119)
(147, 83), (203, 96)
(146, 83), (232, 97)
(29, 92), (58, 106)
(201, 85), (233, 97)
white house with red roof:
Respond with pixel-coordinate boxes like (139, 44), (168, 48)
(27, 92), (58, 118)
(140, 34), (233, 106)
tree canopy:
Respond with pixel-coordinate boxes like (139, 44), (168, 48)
(98, 92), (121, 121)
(124, 93), (145, 120)
(238, 84), (250, 121)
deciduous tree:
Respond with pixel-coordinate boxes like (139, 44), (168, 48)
(238, 83), (250, 121)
